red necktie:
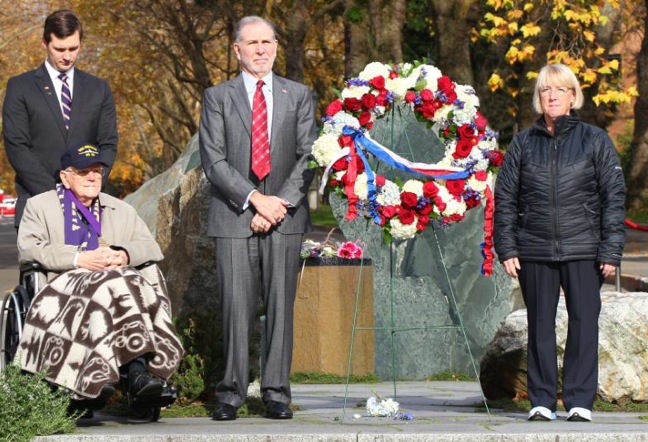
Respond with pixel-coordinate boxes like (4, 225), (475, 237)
(251, 80), (271, 180)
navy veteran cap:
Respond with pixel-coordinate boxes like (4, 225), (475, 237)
(60, 143), (108, 170)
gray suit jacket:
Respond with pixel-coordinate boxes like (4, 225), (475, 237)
(199, 74), (316, 238)
(3, 64), (118, 225)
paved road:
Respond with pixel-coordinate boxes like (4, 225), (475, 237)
(0, 216), (18, 293)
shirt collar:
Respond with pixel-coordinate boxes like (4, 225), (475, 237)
(241, 70), (273, 94)
(44, 59), (75, 83)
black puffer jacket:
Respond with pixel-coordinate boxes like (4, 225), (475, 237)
(494, 112), (626, 265)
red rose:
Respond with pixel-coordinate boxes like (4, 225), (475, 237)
(398, 208), (415, 225)
(457, 124), (475, 140)
(400, 191), (418, 209)
(446, 179), (465, 196)
(389, 71), (399, 79)
(325, 99), (343, 116)
(405, 91), (417, 103)
(488, 150), (504, 167)
(417, 203), (433, 216)
(369, 76), (385, 89)
(434, 196), (446, 212)
(365, 122), (374, 130)
(375, 175), (386, 187)
(474, 170), (488, 181)
(449, 213), (465, 222)
(465, 195), (481, 209)
(343, 97), (362, 112)
(437, 76), (457, 102)
(417, 215), (430, 231)
(453, 139), (473, 159)
(376, 95), (386, 106)
(420, 89), (434, 102)
(417, 101), (442, 119)
(382, 205), (397, 219)
(331, 157), (348, 171)
(361, 93), (377, 110)
(358, 111), (372, 127)
(338, 134), (354, 147)
(475, 111), (488, 130)
(423, 181), (439, 198)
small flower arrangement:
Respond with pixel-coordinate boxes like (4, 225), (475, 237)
(300, 230), (364, 260)
(366, 392), (399, 417)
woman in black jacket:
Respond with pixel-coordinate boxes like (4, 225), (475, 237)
(494, 63), (626, 423)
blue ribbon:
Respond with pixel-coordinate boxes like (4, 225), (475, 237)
(343, 126), (470, 181)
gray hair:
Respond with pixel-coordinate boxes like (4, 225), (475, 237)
(532, 63), (584, 114)
(234, 16), (276, 42)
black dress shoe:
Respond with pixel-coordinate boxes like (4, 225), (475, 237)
(212, 402), (237, 421)
(129, 372), (164, 398)
(265, 400), (293, 419)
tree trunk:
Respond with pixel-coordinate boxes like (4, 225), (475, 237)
(627, 0), (648, 208)
(430, 0), (478, 85)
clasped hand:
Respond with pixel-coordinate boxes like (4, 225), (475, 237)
(249, 192), (289, 234)
(77, 246), (129, 271)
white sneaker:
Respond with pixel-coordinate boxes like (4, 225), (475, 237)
(528, 406), (557, 421)
(567, 407), (592, 422)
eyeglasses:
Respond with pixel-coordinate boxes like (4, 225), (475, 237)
(539, 86), (572, 97)
(66, 166), (104, 177)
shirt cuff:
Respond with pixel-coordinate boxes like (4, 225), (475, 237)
(243, 189), (257, 211)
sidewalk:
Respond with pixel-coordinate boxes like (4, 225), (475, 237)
(34, 381), (648, 441)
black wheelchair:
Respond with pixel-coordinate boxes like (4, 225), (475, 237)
(0, 263), (177, 422)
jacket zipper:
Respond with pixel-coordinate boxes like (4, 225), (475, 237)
(550, 138), (560, 260)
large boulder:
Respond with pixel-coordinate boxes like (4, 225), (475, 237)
(480, 291), (648, 403)
(329, 108), (518, 380)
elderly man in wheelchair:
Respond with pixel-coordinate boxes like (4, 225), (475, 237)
(1, 143), (183, 420)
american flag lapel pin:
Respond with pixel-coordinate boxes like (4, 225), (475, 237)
(282, 88), (287, 94)
(44, 86), (52, 95)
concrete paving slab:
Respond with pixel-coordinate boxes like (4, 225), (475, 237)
(32, 382), (648, 441)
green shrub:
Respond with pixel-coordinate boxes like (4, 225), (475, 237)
(0, 364), (77, 441)
(169, 318), (206, 404)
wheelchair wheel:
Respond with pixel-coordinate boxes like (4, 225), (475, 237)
(0, 288), (28, 371)
(131, 406), (161, 422)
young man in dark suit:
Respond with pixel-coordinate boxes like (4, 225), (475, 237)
(3, 9), (117, 227)
(199, 16), (316, 421)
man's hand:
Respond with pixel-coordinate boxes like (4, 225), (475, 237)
(251, 213), (272, 234)
(77, 246), (128, 270)
(503, 257), (521, 278)
(249, 192), (288, 225)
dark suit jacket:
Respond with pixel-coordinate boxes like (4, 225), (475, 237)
(3, 64), (118, 225)
(199, 74), (316, 238)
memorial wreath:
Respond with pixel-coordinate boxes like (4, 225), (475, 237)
(311, 61), (503, 275)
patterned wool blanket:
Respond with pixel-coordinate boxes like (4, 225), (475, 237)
(17, 265), (184, 399)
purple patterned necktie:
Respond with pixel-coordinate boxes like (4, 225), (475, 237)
(59, 73), (72, 130)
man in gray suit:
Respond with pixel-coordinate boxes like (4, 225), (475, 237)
(3, 9), (117, 227)
(199, 16), (316, 421)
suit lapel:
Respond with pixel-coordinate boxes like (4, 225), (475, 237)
(229, 76), (252, 137)
(271, 76), (288, 153)
(35, 65), (68, 139)
(67, 69), (88, 139)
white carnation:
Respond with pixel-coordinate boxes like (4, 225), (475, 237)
(385, 76), (415, 99)
(432, 105), (453, 125)
(452, 106), (477, 126)
(467, 175), (488, 192)
(332, 111), (361, 131)
(402, 179), (424, 197)
(443, 197), (467, 217)
(342, 85), (370, 100)
(456, 85), (480, 109)
(358, 62), (391, 81)
(354, 173), (369, 201)
(389, 218), (419, 241)
(312, 133), (342, 167)
(411, 65), (443, 92)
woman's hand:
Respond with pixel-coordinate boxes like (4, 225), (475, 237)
(599, 262), (616, 278)
(503, 257), (521, 278)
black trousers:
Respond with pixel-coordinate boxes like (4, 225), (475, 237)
(518, 260), (604, 412)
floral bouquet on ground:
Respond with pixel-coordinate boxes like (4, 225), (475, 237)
(366, 392), (399, 417)
(311, 61), (503, 275)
